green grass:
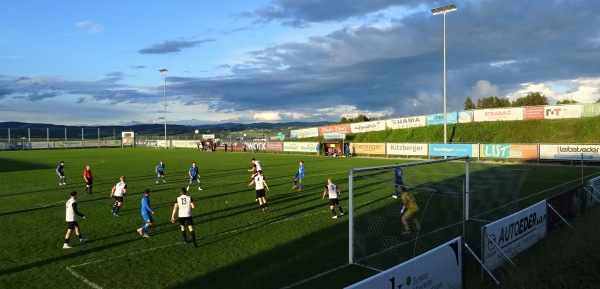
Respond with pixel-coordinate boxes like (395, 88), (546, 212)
(0, 148), (598, 289)
(343, 116), (600, 143)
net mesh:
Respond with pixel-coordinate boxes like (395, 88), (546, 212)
(349, 157), (527, 271)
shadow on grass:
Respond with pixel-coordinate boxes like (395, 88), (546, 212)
(0, 158), (55, 173)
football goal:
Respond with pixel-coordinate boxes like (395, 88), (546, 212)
(348, 156), (527, 271)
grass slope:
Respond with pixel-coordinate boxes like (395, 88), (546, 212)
(348, 116), (600, 143)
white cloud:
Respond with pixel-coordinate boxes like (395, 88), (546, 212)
(253, 111), (281, 121)
(472, 80), (501, 99)
(505, 78), (600, 104)
(76, 21), (103, 34)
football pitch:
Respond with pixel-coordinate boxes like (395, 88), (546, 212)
(0, 148), (596, 289)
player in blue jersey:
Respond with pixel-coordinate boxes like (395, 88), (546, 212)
(292, 161), (305, 191)
(137, 189), (155, 238)
(392, 164), (404, 198)
(187, 162), (203, 191)
(155, 161), (166, 183)
(56, 161), (66, 186)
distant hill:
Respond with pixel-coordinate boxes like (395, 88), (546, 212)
(0, 121), (329, 137)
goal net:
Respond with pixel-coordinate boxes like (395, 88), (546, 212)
(348, 156), (527, 271)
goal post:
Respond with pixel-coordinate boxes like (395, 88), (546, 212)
(348, 156), (526, 271)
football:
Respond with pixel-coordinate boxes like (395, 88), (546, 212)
(194, 129), (199, 134)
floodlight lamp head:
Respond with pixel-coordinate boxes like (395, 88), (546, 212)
(159, 69), (168, 74)
(431, 4), (457, 15)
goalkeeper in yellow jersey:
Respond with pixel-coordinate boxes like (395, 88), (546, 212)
(399, 186), (421, 235)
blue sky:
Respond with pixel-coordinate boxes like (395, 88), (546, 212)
(1, 0), (599, 126)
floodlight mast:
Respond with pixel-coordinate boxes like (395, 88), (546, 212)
(431, 4), (457, 146)
(159, 69), (168, 149)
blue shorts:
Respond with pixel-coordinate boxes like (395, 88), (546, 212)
(395, 178), (404, 186)
(157, 171), (164, 176)
(190, 175), (199, 182)
(295, 173), (303, 180)
(142, 213), (153, 223)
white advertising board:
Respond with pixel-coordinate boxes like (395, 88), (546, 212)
(386, 116), (426, 130)
(55, 141), (83, 148)
(350, 120), (386, 133)
(295, 127), (319, 139)
(283, 142), (318, 152)
(482, 200), (547, 270)
(539, 144), (600, 160)
(473, 107), (524, 122)
(83, 140), (109, 147)
(27, 142), (53, 149)
(386, 143), (428, 156)
(543, 105), (583, 119)
(345, 237), (462, 289)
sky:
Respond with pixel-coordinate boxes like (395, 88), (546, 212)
(0, 0), (599, 126)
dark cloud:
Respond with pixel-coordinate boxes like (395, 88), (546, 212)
(2, 0), (600, 125)
(26, 91), (59, 101)
(0, 86), (15, 99)
(130, 65), (146, 69)
(99, 72), (125, 83)
(252, 0), (420, 27)
(138, 38), (216, 54)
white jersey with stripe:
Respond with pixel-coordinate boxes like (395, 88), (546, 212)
(176, 195), (193, 218)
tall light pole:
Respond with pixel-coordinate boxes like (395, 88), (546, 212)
(159, 69), (168, 149)
(431, 4), (457, 145)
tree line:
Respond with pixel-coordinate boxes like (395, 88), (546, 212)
(337, 93), (599, 124)
(464, 92), (600, 110)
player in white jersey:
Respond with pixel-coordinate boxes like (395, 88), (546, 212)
(248, 158), (263, 179)
(248, 170), (270, 213)
(322, 178), (344, 219)
(110, 176), (127, 217)
(171, 187), (198, 247)
(63, 191), (87, 249)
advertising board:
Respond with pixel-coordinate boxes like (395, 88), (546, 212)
(350, 120), (386, 133)
(482, 200), (547, 270)
(429, 144), (478, 157)
(351, 143), (386, 155)
(386, 143), (428, 156)
(539, 144), (600, 160)
(346, 237), (462, 289)
(386, 116), (426, 129)
(543, 105), (582, 119)
(479, 144), (538, 159)
(473, 107), (524, 122)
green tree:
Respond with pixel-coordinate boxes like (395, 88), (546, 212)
(476, 96), (510, 109)
(340, 117), (349, 124)
(556, 99), (578, 105)
(511, 92), (549, 107)
(355, 114), (370, 123)
(596, 98), (600, 103)
(464, 97), (476, 110)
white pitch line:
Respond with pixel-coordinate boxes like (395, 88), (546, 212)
(66, 267), (103, 289)
(279, 264), (350, 289)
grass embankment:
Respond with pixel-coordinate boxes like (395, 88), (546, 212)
(343, 117), (600, 143)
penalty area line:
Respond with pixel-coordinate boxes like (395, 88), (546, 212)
(279, 264), (349, 289)
(66, 242), (183, 289)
